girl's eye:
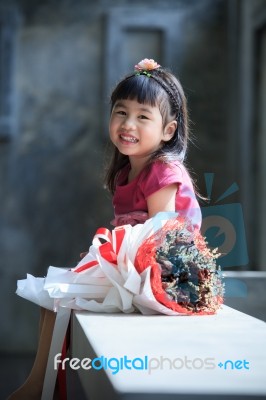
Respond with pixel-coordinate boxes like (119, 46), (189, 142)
(139, 115), (148, 120)
(116, 110), (126, 115)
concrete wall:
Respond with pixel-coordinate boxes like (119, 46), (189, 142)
(0, 0), (264, 354)
(224, 272), (266, 322)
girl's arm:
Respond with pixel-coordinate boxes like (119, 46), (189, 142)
(146, 183), (178, 218)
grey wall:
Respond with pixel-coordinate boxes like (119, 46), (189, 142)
(0, 0), (265, 354)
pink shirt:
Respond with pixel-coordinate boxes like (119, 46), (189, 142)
(112, 161), (202, 229)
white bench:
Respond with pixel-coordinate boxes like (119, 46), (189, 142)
(71, 306), (266, 400)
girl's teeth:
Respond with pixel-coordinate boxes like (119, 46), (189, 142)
(120, 135), (138, 143)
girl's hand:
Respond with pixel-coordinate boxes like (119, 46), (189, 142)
(146, 183), (178, 218)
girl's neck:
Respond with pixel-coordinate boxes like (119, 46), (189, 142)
(128, 156), (149, 182)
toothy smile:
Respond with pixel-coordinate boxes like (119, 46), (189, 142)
(119, 134), (139, 143)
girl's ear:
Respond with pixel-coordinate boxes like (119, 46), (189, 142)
(162, 120), (177, 142)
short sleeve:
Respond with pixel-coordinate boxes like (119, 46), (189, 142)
(139, 161), (184, 199)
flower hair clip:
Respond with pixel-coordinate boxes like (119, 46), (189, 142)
(134, 58), (161, 77)
(133, 58), (180, 117)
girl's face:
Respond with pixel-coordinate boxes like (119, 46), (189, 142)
(109, 99), (176, 164)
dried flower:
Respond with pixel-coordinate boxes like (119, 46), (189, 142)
(135, 217), (224, 315)
(134, 58), (161, 71)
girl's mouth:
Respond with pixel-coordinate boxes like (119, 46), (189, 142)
(119, 134), (139, 144)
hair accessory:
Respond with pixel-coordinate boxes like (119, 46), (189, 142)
(134, 58), (180, 119)
(134, 58), (161, 73)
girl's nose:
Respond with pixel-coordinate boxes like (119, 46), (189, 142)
(121, 116), (135, 130)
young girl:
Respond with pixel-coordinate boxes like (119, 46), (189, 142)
(107, 58), (201, 229)
(8, 58), (202, 399)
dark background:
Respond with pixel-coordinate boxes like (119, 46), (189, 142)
(0, 0), (265, 367)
